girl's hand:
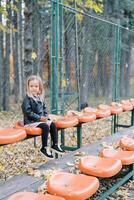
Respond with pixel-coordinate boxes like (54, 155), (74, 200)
(40, 116), (47, 122)
(46, 119), (52, 126)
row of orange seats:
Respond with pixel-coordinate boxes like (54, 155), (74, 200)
(0, 99), (134, 145)
(49, 98), (134, 125)
(15, 98), (134, 130)
(65, 98), (134, 122)
(7, 136), (134, 200)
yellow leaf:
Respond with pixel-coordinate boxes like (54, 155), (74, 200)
(61, 79), (67, 88)
(12, 28), (18, 32)
(31, 52), (37, 60)
(85, 1), (94, 9)
(0, 146), (3, 154)
(0, 164), (5, 171)
(0, 23), (7, 32)
(13, 5), (19, 12)
(77, 13), (83, 22)
(93, 3), (103, 13)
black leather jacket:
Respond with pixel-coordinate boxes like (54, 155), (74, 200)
(21, 95), (48, 125)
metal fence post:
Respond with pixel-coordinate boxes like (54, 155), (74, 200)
(112, 25), (121, 133)
(50, 0), (59, 114)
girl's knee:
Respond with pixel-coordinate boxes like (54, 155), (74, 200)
(50, 122), (57, 129)
(38, 123), (49, 130)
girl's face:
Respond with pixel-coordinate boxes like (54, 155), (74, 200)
(28, 79), (40, 96)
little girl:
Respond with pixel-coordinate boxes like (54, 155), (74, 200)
(21, 75), (64, 159)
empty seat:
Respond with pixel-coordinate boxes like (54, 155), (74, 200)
(129, 98), (134, 107)
(100, 148), (134, 165)
(96, 104), (111, 118)
(0, 128), (27, 145)
(120, 100), (133, 111)
(48, 114), (63, 122)
(54, 116), (79, 128)
(66, 110), (96, 123)
(110, 102), (123, 115)
(47, 172), (99, 200)
(15, 120), (42, 135)
(120, 137), (134, 151)
(79, 155), (122, 178)
(7, 192), (65, 200)
(98, 104), (111, 110)
(82, 107), (97, 115)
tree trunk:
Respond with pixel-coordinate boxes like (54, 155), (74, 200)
(13, 0), (19, 103)
(0, 1), (3, 109)
(24, 0), (34, 79)
(80, 17), (94, 104)
(32, 0), (39, 74)
(38, 8), (50, 82)
(18, 0), (24, 100)
(120, 49), (127, 97)
(64, 14), (75, 94)
(2, 0), (10, 110)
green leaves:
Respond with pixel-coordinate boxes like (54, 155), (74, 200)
(85, 0), (103, 13)
(64, 0), (104, 13)
(64, 0), (103, 22)
(0, 6), (8, 17)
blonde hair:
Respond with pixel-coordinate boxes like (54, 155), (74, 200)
(26, 75), (44, 100)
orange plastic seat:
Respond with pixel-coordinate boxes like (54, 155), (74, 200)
(78, 113), (96, 123)
(82, 107), (97, 115)
(96, 104), (111, 118)
(48, 114), (63, 122)
(66, 110), (96, 123)
(120, 100), (133, 111)
(54, 116), (78, 128)
(120, 137), (134, 151)
(110, 102), (123, 115)
(98, 104), (110, 110)
(79, 155), (122, 178)
(129, 98), (134, 107)
(47, 172), (99, 200)
(96, 109), (111, 118)
(100, 148), (134, 165)
(7, 192), (65, 200)
(0, 128), (26, 145)
(15, 120), (42, 135)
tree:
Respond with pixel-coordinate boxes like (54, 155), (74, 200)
(62, 0), (104, 106)
(103, 0), (134, 98)
(2, 0), (11, 111)
(0, 1), (3, 110)
(24, 0), (34, 78)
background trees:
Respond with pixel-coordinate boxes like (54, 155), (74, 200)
(0, 0), (134, 111)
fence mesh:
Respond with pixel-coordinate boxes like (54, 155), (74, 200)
(52, 2), (134, 113)
(0, 0), (134, 113)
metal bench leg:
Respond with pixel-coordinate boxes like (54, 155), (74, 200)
(77, 124), (82, 149)
(34, 137), (37, 147)
(129, 163), (134, 181)
(61, 129), (65, 146)
(131, 110), (134, 126)
(112, 114), (119, 133)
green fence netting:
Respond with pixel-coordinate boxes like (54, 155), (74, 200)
(50, 0), (134, 114)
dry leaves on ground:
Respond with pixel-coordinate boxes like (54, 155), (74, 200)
(0, 109), (134, 199)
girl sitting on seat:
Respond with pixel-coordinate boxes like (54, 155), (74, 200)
(21, 75), (64, 159)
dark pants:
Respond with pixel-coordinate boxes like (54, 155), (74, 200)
(37, 122), (58, 148)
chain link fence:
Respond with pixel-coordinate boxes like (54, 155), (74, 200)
(50, 1), (134, 113)
(0, 0), (134, 113)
